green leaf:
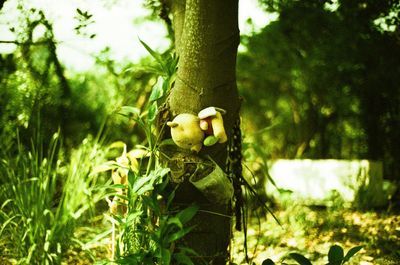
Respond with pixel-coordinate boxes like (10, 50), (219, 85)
(93, 259), (109, 265)
(168, 72), (176, 89)
(161, 248), (171, 265)
(262, 259), (276, 265)
(166, 216), (183, 229)
(119, 106), (140, 116)
(343, 246), (362, 263)
(149, 77), (164, 102)
(289, 253), (312, 265)
(131, 167), (169, 195)
(167, 226), (194, 243)
(142, 196), (161, 216)
(176, 205), (199, 224)
(110, 214), (124, 224)
(113, 194), (129, 202)
(131, 174), (155, 195)
(91, 163), (116, 174)
(126, 211), (145, 226)
(0, 215), (20, 237)
(152, 167), (171, 180)
(173, 253), (194, 265)
(139, 38), (164, 67)
(155, 175), (169, 194)
(115, 254), (140, 265)
(328, 245), (344, 265)
(177, 247), (198, 256)
(1, 199), (13, 209)
(162, 78), (170, 93)
(147, 102), (158, 122)
(127, 65), (164, 76)
(159, 138), (176, 146)
(156, 167), (171, 178)
(166, 189), (176, 208)
(110, 184), (127, 189)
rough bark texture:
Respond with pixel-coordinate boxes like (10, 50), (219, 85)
(166, 0), (240, 264)
(170, 0), (240, 165)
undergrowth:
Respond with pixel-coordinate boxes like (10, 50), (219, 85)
(0, 132), (108, 264)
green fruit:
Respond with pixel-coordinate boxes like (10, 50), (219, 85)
(204, 136), (219, 146)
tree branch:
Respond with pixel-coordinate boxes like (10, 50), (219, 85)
(0, 0), (5, 11)
(0, 40), (59, 45)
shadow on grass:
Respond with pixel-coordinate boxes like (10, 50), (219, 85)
(232, 203), (400, 264)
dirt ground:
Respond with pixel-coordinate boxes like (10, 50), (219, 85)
(230, 205), (400, 265)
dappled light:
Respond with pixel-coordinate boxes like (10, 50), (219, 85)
(231, 205), (400, 265)
(1, 0), (399, 264)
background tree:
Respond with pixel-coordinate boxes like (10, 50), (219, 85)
(1, 0), (400, 263)
(238, 0), (400, 184)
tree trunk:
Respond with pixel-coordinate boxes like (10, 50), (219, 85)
(165, 0), (240, 263)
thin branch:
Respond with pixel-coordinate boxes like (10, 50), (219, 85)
(0, 40), (59, 45)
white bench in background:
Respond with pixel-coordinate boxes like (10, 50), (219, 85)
(266, 159), (393, 208)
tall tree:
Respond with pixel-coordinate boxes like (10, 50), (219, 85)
(160, 0), (241, 263)
(239, 0), (400, 181)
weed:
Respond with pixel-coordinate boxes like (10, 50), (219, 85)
(261, 244), (362, 265)
(97, 103), (200, 264)
(0, 132), (108, 264)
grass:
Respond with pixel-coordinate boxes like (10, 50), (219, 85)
(1, 131), (399, 265)
(22, 198), (398, 265)
(0, 132), (109, 265)
(1, 113), (398, 265)
(230, 202), (400, 265)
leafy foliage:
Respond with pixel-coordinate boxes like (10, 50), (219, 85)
(96, 106), (199, 265)
(229, 195), (400, 265)
(238, 0), (400, 180)
(0, 132), (108, 264)
(94, 42), (195, 264)
(260, 244), (362, 265)
(1, 1), (399, 264)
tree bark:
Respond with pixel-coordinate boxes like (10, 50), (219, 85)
(165, 0), (240, 263)
(170, 0), (240, 164)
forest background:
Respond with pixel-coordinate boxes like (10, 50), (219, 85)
(0, 0), (399, 264)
